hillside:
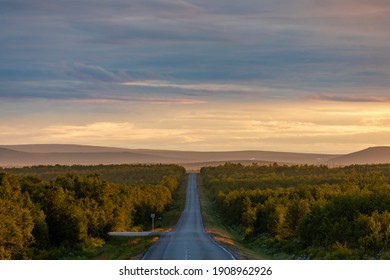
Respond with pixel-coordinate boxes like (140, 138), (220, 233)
(0, 144), (340, 167)
(2, 144), (390, 168)
(0, 144), (132, 153)
(0, 148), (170, 167)
(0, 148), (35, 166)
(328, 146), (390, 165)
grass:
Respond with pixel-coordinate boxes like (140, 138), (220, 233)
(88, 236), (159, 260)
(197, 174), (276, 260)
(49, 236), (158, 260)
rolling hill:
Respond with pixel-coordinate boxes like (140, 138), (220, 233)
(1, 144), (389, 168)
(327, 146), (390, 165)
(0, 147), (35, 166)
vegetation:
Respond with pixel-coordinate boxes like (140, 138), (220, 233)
(201, 163), (390, 259)
(0, 164), (185, 259)
(197, 175), (273, 260)
(3, 164), (184, 185)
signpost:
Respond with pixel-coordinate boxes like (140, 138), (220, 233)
(151, 213), (155, 232)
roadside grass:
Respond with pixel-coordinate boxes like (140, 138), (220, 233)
(158, 174), (188, 230)
(91, 236), (159, 260)
(197, 175), (277, 260)
(49, 236), (158, 260)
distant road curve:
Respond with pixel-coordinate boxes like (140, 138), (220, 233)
(143, 173), (235, 260)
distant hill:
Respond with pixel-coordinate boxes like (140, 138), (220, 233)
(0, 145), (170, 167)
(0, 147), (35, 166)
(0, 144), (340, 168)
(328, 146), (390, 165)
(0, 144), (131, 153)
(1, 144), (389, 168)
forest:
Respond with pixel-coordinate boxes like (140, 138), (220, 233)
(0, 164), (186, 259)
(201, 163), (390, 259)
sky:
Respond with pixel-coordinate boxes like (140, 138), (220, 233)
(1, 0), (390, 154)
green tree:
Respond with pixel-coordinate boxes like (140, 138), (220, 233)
(0, 173), (35, 259)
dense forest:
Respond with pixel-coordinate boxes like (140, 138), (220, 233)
(0, 164), (185, 259)
(3, 164), (184, 184)
(201, 163), (390, 259)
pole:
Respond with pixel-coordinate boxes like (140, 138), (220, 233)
(151, 213), (155, 232)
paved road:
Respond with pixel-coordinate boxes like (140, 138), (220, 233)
(143, 173), (234, 260)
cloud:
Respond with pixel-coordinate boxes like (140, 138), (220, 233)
(0, 79), (207, 105)
(300, 0), (390, 18)
(43, 122), (135, 138)
(137, 97), (205, 105)
(121, 80), (257, 92)
(75, 17), (232, 47)
(38, 121), (202, 148)
(293, 0), (390, 43)
(312, 94), (390, 103)
(62, 62), (130, 83)
(67, 97), (205, 105)
(0, 0), (200, 18)
(1, 99), (390, 153)
(2, 0), (390, 90)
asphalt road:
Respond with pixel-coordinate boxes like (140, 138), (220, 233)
(143, 173), (235, 260)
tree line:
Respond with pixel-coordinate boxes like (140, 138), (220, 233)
(2, 164), (185, 184)
(201, 163), (390, 259)
(0, 164), (186, 259)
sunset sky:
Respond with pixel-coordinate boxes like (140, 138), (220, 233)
(1, 0), (390, 153)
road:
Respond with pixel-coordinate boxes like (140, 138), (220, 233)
(143, 173), (235, 260)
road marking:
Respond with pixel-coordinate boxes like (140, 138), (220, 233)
(185, 243), (191, 260)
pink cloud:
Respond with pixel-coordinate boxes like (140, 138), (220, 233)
(311, 93), (390, 103)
